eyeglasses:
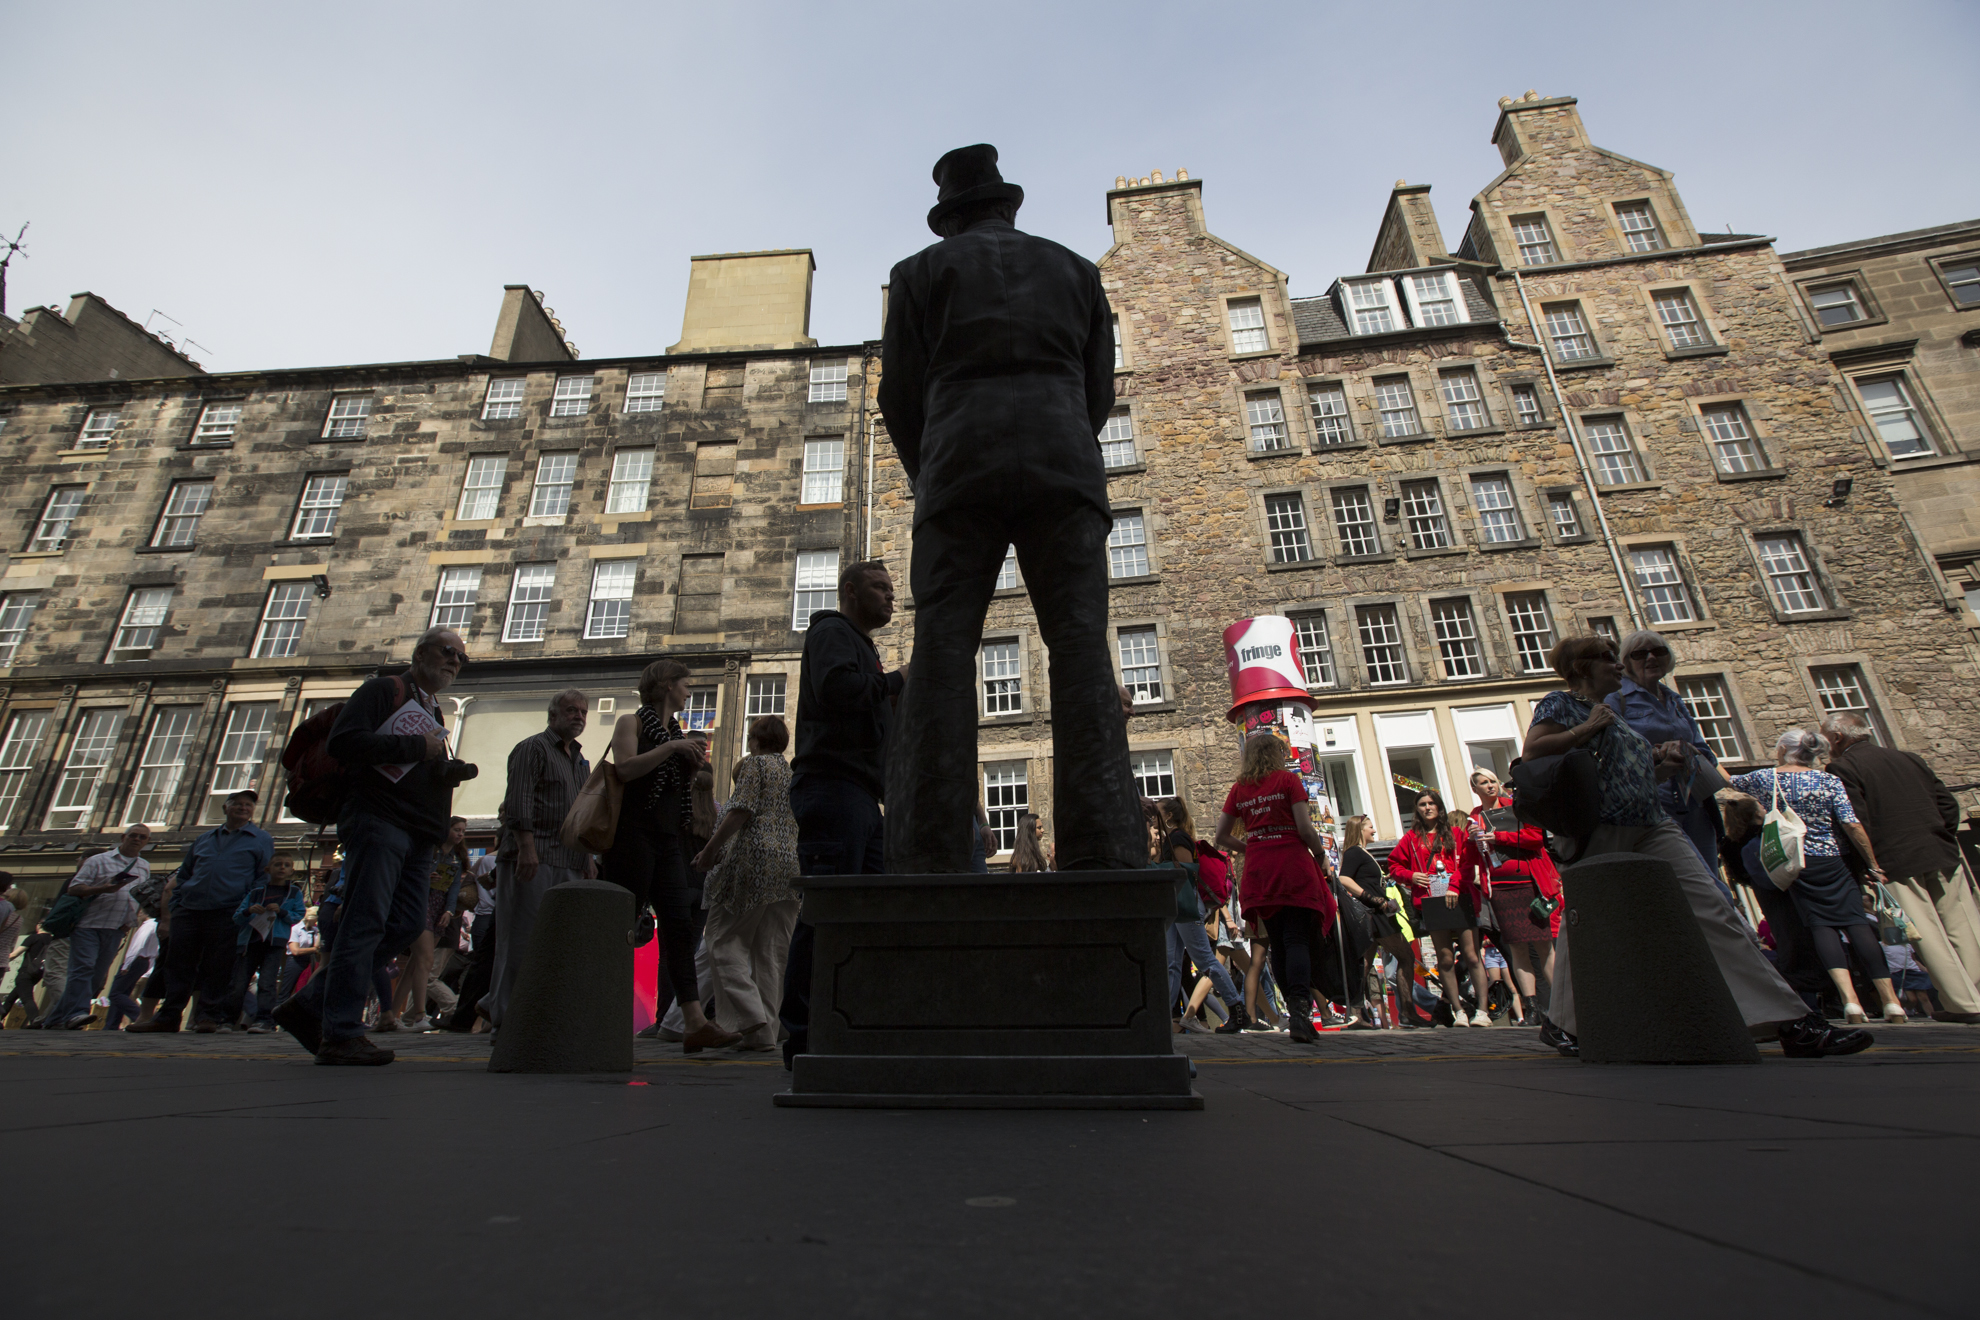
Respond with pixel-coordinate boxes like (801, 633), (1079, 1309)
(1627, 647), (1671, 661)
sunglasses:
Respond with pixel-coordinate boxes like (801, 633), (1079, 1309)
(432, 644), (470, 666)
(1628, 647), (1672, 661)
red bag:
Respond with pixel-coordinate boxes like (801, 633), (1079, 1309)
(1194, 840), (1232, 904)
(279, 676), (407, 825)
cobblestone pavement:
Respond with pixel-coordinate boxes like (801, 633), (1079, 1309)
(2, 1017), (1973, 1067)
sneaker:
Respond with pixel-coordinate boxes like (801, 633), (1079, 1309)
(373, 1018), (400, 1034)
(1469, 1009), (1492, 1029)
(1778, 1012), (1873, 1059)
(399, 1015), (433, 1034)
(245, 1023), (273, 1034)
(1214, 1003), (1253, 1035)
(60, 1014), (94, 1030)
(1536, 1016), (1578, 1057)
(1181, 1014), (1216, 1035)
(271, 998), (322, 1054)
(315, 1036), (395, 1067)
(194, 1021), (220, 1034)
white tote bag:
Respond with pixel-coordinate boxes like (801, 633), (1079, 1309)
(1757, 772), (1807, 891)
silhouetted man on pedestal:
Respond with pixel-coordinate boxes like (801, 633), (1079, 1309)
(879, 144), (1143, 873)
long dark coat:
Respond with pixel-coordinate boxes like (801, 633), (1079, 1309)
(877, 219), (1115, 529)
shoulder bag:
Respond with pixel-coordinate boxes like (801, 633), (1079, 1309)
(560, 754), (624, 855)
(1757, 773), (1807, 891)
(1509, 745), (1602, 866)
(1872, 880), (1917, 945)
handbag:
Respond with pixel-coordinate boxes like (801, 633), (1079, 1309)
(1872, 881), (1916, 945)
(1757, 773), (1807, 891)
(1165, 860), (1203, 924)
(560, 754), (624, 854)
(1528, 889), (1561, 926)
(1509, 746), (1602, 864)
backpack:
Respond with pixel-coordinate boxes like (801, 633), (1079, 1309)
(279, 676), (408, 825)
(1194, 840), (1232, 904)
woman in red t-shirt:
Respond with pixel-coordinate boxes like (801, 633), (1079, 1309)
(1387, 790), (1492, 1028)
(1466, 768), (1562, 1022)
(1213, 733), (1337, 1044)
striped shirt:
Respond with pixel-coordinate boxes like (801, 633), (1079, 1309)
(499, 729), (591, 868)
(68, 848), (150, 930)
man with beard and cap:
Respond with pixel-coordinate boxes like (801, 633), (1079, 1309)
(877, 144), (1143, 875)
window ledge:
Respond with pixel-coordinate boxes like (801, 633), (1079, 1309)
(1553, 356), (1616, 372)
(55, 449), (109, 461)
(1476, 537), (1544, 553)
(1229, 350), (1280, 363)
(602, 510), (656, 522)
(1815, 315), (1889, 334)
(470, 418), (526, 429)
(282, 537), (339, 549)
(1594, 480), (1666, 495)
(11, 550), (65, 560)
(1335, 551), (1393, 566)
(310, 435), (367, 445)
(1775, 609), (1854, 624)
(1247, 447), (1301, 462)
(521, 515), (569, 528)
(541, 414), (594, 426)
(1553, 534), (1596, 546)
(1665, 344), (1730, 360)
(1716, 467), (1789, 483)
(1104, 463), (1146, 476)
(1265, 558), (1324, 573)
(1108, 573), (1161, 588)
(133, 544), (194, 555)
(1403, 546), (1468, 561)
(1375, 431), (1437, 447)
(1653, 620), (1717, 634)
(979, 713), (1034, 728)
(1446, 425), (1507, 439)
(1512, 422), (1557, 433)
(1890, 452), (1975, 473)
(1114, 366), (1134, 376)
(794, 503), (844, 512)
(177, 442), (235, 452)
(1310, 440), (1371, 454)
(1127, 701), (1177, 716)
(992, 586), (1027, 599)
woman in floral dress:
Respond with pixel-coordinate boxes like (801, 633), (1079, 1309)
(693, 716), (801, 1052)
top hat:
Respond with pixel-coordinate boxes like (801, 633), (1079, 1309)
(927, 144), (1025, 235)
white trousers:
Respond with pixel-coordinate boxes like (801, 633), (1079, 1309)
(1553, 818), (1808, 1035)
(1889, 869), (1980, 1015)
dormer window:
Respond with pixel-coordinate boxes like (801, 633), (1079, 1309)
(1344, 280), (1401, 335)
(1401, 271), (1470, 327)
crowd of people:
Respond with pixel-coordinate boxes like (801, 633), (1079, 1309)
(1, 600), (1976, 1070)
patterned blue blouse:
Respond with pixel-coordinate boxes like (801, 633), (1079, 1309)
(1727, 767), (1859, 858)
(1531, 690), (1662, 827)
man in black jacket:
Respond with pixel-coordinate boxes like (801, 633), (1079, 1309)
(878, 144), (1143, 874)
(1823, 713), (1980, 1022)
(778, 560), (901, 1063)
(275, 626), (468, 1064)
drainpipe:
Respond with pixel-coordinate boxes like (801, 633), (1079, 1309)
(1506, 268), (1644, 629)
(858, 345), (875, 560)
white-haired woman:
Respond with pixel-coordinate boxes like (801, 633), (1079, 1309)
(1728, 730), (1906, 1024)
(1604, 629), (1723, 877)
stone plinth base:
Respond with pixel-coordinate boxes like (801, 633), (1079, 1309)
(774, 870), (1203, 1110)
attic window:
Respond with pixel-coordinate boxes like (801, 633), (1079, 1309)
(1402, 271), (1469, 327)
(1343, 280), (1400, 335)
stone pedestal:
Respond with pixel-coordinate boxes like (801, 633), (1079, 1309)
(488, 879), (634, 1075)
(774, 870), (1203, 1109)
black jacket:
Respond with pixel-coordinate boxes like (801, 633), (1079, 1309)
(791, 610), (902, 801)
(1827, 741), (1961, 880)
(327, 673), (453, 844)
(878, 219), (1115, 528)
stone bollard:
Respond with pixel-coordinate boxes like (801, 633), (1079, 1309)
(489, 878), (634, 1074)
(1559, 851), (1760, 1065)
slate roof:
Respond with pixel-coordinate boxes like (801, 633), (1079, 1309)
(1291, 267), (1500, 348)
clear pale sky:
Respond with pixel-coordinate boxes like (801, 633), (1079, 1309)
(7, 0), (1976, 373)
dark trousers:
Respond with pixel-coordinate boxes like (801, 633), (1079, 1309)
(105, 956), (151, 1031)
(277, 955), (311, 1003)
(653, 905), (708, 1022)
(448, 912), (497, 1031)
(781, 774), (885, 1060)
(294, 808), (434, 1044)
(157, 909), (243, 1026)
(886, 501), (1144, 874)
(605, 821), (699, 1003)
(225, 934), (286, 1025)
(1265, 907), (1319, 1002)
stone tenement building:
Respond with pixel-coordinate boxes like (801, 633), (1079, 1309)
(0, 254), (873, 906)
(869, 92), (1980, 846)
(1780, 220), (1980, 614)
(1, 91), (1976, 907)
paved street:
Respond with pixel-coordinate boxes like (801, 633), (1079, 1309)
(5, 1023), (1973, 1318)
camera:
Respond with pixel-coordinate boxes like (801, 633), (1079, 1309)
(439, 759), (479, 788)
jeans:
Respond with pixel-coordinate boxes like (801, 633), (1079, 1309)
(225, 934), (286, 1026)
(105, 955), (151, 1030)
(44, 925), (123, 1025)
(1168, 920), (1240, 1009)
(886, 503), (1144, 873)
(156, 909), (243, 1026)
(294, 808), (434, 1044)
(781, 774), (884, 1060)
